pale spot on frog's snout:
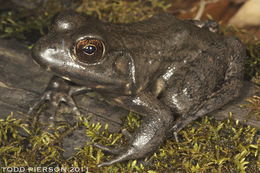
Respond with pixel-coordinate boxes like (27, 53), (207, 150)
(41, 48), (59, 64)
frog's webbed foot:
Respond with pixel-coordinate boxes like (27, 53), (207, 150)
(95, 144), (137, 167)
(169, 115), (200, 142)
(28, 76), (89, 116)
(28, 89), (80, 116)
(92, 129), (133, 166)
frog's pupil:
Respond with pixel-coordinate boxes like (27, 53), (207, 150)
(83, 45), (96, 55)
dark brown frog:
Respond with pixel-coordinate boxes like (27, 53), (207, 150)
(31, 11), (245, 166)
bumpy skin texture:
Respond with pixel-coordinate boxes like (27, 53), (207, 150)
(31, 11), (245, 166)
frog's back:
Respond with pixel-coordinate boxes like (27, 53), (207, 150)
(103, 13), (227, 61)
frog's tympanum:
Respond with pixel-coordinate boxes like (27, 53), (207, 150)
(31, 11), (245, 166)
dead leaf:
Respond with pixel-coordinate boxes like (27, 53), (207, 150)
(229, 0), (260, 27)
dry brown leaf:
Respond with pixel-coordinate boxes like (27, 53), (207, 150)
(229, 0), (260, 27)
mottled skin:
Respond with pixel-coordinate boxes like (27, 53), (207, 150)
(31, 11), (245, 166)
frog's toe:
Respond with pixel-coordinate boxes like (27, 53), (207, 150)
(29, 89), (80, 116)
(93, 143), (123, 154)
(121, 129), (132, 140)
(58, 93), (80, 116)
(97, 156), (126, 167)
(97, 146), (138, 167)
(93, 143), (140, 167)
(28, 90), (52, 114)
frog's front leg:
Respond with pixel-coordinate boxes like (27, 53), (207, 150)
(28, 76), (90, 116)
(94, 92), (174, 167)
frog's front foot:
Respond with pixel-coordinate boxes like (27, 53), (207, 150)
(28, 76), (86, 116)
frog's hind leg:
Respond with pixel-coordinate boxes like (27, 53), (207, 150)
(170, 37), (245, 138)
(93, 92), (174, 167)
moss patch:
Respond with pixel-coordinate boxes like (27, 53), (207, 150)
(1, 110), (260, 172)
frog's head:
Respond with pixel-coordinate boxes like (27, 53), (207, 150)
(32, 11), (134, 93)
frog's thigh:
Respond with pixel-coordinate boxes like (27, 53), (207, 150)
(171, 38), (245, 133)
(195, 38), (244, 116)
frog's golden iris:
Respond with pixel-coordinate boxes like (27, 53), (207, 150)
(74, 38), (104, 64)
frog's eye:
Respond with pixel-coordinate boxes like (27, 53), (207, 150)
(74, 38), (104, 64)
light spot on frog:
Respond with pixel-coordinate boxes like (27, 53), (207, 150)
(125, 83), (130, 88)
(133, 128), (155, 146)
(114, 98), (123, 105)
(46, 66), (51, 72)
(114, 57), (128, 75)
(171, 94), (184, 110)
(153, 78), (165, 97)
(182, 87), (188, 95)
(66, 61), (86, 70)
(162, 66), (176, 80)
(62, 39), (65, 50)
(59, 21), (70, 30)
(208, 57), (214, 63)
(128, 54), (136, 84)
(61, 76), (71, 81)
(183, 59), (187, 64)
(172, 30), (187, 46)
(32, 59), (41, 67)
(148, 60), (153, 64)
(96, 85), (105, 89)
(41, 49), (59, 64)
(132, 97), (148, 107)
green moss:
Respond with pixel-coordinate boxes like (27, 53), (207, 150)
(242, 92), (260, 121)
(1, 111), (260, 172)
(245, 40), (260, 80)
(77, 0), (171, 23)
(0, 0), (63, 43)
(0, 0), (170, 44)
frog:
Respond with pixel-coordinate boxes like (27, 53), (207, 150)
(30, 11), (245, 167)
